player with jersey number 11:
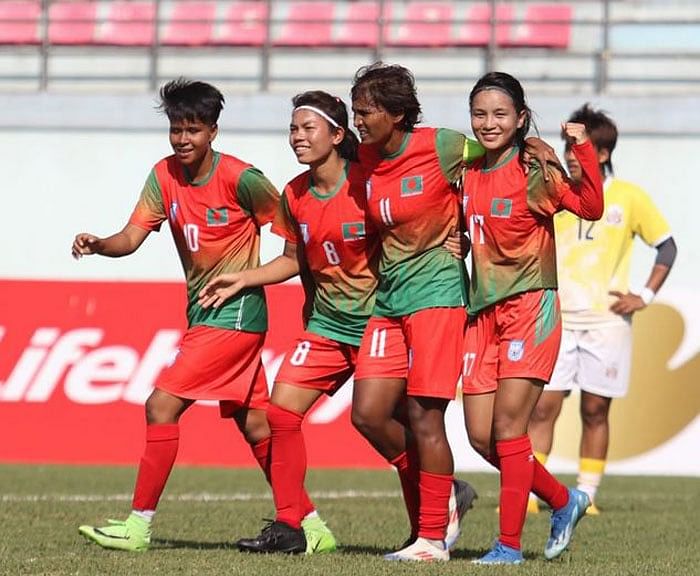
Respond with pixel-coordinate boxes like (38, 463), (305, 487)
(459, 72), (604, 565)
(72, 78), (329, 553)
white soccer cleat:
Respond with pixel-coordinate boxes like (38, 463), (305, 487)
(445, 479), (478, 550)
(384, 537), (449, 562)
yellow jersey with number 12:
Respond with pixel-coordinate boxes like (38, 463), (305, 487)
(555, 177), (671, 329)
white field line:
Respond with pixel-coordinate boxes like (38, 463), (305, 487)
(1, 489), (411, 503)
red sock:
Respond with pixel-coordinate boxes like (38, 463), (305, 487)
(251, 435), (316, 520)
(487, 450), (568, 510)
(532, 459), (569, 510)
(132, 423), (179, 511)
(390, 443), (421, 537)
(267, 404), (308, 529)
(496, 435), (534, 550)
(417, 470), (452, 541)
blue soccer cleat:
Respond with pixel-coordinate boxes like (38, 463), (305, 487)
(472, 541), (524, 565)
(545, 487), (590, 560)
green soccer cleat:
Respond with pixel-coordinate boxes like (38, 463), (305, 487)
(79, 513), (151, 552)
(301, 515), (337, 555)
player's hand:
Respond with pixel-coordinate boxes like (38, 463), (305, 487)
(72, 233), (102, 259)
(198, 273), (246, 309)
(561, 122), (589, 145)
(523, 137), (560, 181)
(609, 290), (646, 315)
(443, 226), (470, 259)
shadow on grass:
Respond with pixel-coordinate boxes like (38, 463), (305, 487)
(152, 538), (237, 551)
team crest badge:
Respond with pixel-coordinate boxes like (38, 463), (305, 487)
(507, 340), (525, 362)
(401, 175), (423, 197)
(206, 207), (229, 227)
(491, 198), (512, 218)
(342, 222), (366, 242)
(606, 204), (624, 225)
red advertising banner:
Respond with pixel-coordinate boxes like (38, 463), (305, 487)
(0, 280), (385, 468)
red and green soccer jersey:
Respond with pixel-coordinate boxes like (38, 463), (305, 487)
(360, 127), (470, 317)
(129, 151), (279, 332)
(464, 141), (603, 314)
(272, 161), (379, 346)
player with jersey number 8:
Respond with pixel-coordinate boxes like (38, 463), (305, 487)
(458, 72), (604, 565)
(72, 78), (328, 553)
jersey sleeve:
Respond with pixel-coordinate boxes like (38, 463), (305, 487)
(270, 189), (299, 244)
(435, 128), (467, 184)
(128, 168), (166, 231)
(463, 137), (486, 165)
(527, 140), (603, 220)
(630, 187), (672, 246)
(236, 167), (281, 227)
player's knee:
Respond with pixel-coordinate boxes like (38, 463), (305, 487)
(351, 404), (379, 438)
(241, 409), (271, 444)
(580, 405), (609, 428)
(531, 401), (557, 424)
(144, 399), (178, 425)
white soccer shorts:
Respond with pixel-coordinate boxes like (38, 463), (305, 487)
(546, 323), (632, 398)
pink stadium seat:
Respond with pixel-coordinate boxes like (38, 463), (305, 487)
(454, 2), (512, 47)
(274, 2), (334, 47)
(0, 0), (40, 44)
(503, 3), (572, 48)
(217, 1), (268, 46)
(48, 1), (97, 45)
(334, 1), (387, 47)
(98, 1), (155, 46)
(162, 1), (216, 46)
(389, 2), (453, 47)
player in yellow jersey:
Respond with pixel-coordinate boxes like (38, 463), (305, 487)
(528, 104), (677, 515)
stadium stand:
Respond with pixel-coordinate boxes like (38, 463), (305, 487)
(389, 2), (454, 47)
(0, 0), (39, 45)
(48, 1), (97, 45)
(216, 1), (268, 46)
(98, 1), (155, 46)
(162, 1), (216, 46)
(334, 1), (386, 47)
(274, 2), (335, 47)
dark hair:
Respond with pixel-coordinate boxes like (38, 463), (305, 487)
(567, 103), (617, 175)
(158, 77), (224, 126)
(469, 72), (533, 162)
(292, 90), (359, 161)
(351, 62), (422, 132)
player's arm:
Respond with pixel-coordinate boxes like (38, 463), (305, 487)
(198, 241), (300, 309)
(523, 136), (561, 180)
(610, 236), (677, 315)
(551, 123), (604, 220)
(72, 223), (150, 259)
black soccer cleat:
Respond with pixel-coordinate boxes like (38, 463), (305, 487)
(236, 520), (307, 554)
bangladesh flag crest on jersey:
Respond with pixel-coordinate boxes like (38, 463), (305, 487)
(342, 222), (366, 242)
(401, 175), (423, 197)
(490, 198), (512, 218)
(206, 207), (229, 226)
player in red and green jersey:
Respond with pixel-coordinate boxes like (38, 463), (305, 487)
(459, 72), (603, 566)
(348, 62), (486, 562)
(198, 91), (372, 555)
(71, 79), (322, 552)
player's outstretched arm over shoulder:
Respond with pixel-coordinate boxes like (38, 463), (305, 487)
(557, 123), (604, 220)
(71, 224), (150, 260)
(524, 137), (561, 180)
(198, 241), (301, 309)
(443, 226), (471, 260)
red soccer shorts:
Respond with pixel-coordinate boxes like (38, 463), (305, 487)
(462, 289), (562, 394)
(355, 307), (466, 400)
(155, 325), (269, 416)
(275, 331), (358, 394)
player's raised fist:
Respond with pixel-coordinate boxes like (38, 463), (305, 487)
(561, 122), (589, 145)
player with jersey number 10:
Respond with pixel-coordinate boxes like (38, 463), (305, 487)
(72, 78), (328, 553)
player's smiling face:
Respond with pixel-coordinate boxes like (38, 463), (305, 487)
(289, 109), (342, 166)
(169, 118), (217, 169)
(470, 89), (525, 160)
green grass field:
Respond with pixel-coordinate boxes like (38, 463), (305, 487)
(1, 464), (697, 575)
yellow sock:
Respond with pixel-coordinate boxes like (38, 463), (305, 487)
(577, 457), (606, 504)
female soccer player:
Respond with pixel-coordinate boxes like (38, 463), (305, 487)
(72, 79), (324, 552)
(348, 63), (486, 562)
(460, 72), (604, 565)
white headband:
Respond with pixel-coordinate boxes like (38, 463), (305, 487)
(293, 105), (340, 129)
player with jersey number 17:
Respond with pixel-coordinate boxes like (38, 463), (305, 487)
(71, 78), (328, 553)
(459, 72), (604, 565)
